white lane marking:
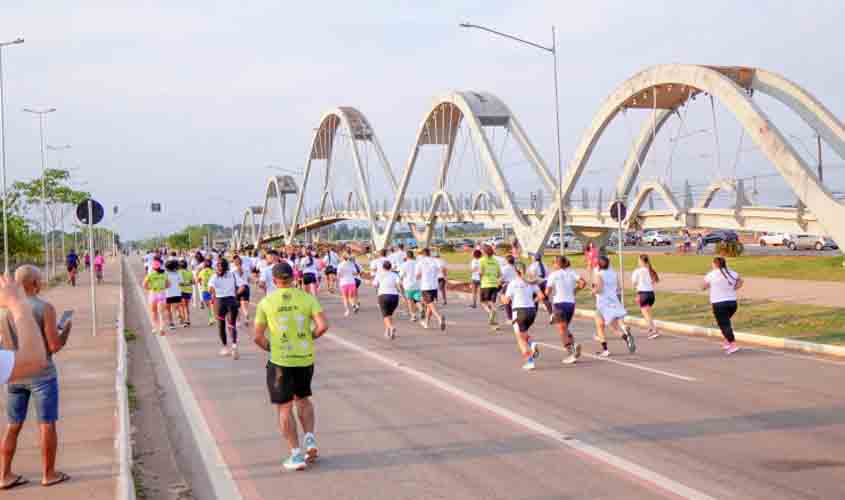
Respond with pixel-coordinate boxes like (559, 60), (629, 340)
(537, 342), (698, 382)
(326, 332), (717, 500)
(128, 265), (244, 500)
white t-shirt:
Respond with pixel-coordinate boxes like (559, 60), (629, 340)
(399, 260), (418, 290)
(337, 260), (358, 287)
(323, 252), (339, 269)
(389, 251), (404, 271)
(528, 261), (549, 282)
(208, 271), (246, 298)
(505, 279), (540, 310)
(436, 258), (447, 279)
(373, 270), (401, 296)
(0, 351), (14, 384)
(416, 257), (440, 291)
(256, 259), (271, 274)
(470, 258), (481, 281)
(500, 264), (517, 284)
(369, 256), (387, 275)
(299, 255), (318, 275)
(239, 257), (254, 277)
(595, 268), (620, 304)
(165, 271), (182, 298)
(259, 265), (277, 294)
(705, 269), (740, 304)
(631, 267), (654, 292)
(233, 267), (251, 287)
(546, 268), (580, 304)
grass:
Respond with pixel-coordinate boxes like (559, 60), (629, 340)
(124, 328), (137, 342)
(132, 464), (147, 499)
(127, 382), (138, 412)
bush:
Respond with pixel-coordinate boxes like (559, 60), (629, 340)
(715, 240), (744, 257)
(438, 243), (456, 254)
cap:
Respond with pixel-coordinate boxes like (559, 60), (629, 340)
(272, 262), (294, 280)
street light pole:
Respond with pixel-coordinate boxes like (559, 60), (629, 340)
(23, 107), (57, 280)
(0, 37), (24, 274)
(46, 144), (70, 279)
(459, 22), (565, 256)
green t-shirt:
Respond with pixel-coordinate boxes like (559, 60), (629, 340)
(179, 270), (194, 293)
(479, 255), (501, 288)
(255, 287), (323, 367)
(197, 268), (214, 292)
(145, 271), (168, 292)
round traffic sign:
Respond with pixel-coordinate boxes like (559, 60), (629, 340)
(76, 199), (104, 225)
(610, 201), (627, 222)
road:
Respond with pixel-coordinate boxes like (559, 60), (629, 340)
(128, 260), (845, 500)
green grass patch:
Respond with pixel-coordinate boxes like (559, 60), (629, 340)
(132, 464), (146, 499)
(124, 328), (137, 342)
(126, 382), (138, 412)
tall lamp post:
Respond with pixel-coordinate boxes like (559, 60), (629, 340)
(0, 37), (24, 274)
(46, 144), (71, 278)
(23, 107), (57, 279)
(459, 22), (564, 256)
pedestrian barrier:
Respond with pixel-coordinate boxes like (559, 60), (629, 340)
(115, 256), (136, 500)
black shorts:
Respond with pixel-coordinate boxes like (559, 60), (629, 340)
(237, 285), (251, 302)
(354, 278), (362, 289)
(325, 266), (337, 275)
(637, 291), (656, 307)
(471, 279), (481, 287)
(166, 296), (182, 305)
(421, 289), (438, 304)
(181, 292), (192, 301)
(513, 307), (537, 333)
(266, 363), (314, 405)
(303, 273), (317, 285)
(67, 265), (78, 273)
(438, 277), (446, 288)
(480, 287), (498, 302)
(378, 294), (400, 317)
(553, 302), (575, 324)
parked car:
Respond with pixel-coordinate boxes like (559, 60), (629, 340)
(642, 231), (672, 246)
(702, 230), (739, 245)
(548, 232), (576, 248)
(758, 232), (791, 246)
(485, 236), (505, 248)
(786, 234), (839, 251)
(430, 238), (448, 248)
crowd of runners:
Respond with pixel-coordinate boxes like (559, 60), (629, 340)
(138, 239), (744, 470)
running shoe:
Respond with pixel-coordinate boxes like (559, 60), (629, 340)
(422, 320), (429, 329)
(219, 347), (231, 357)
(648, 330), (660, 340)
(390, 328), (397, 340)
(283, 453), (307, 471)
(522, 357), (536, 371)
(384, 328), (391, 339)
(529, 341), (540, 359)
(573, 343), (582, 360)
(439, 315), (446, 331)
(231, 345), (240, 360)
(562, 343), (582, 364)
(725, 343), (740, 355)
(623, 330), (637, 354)
(721, 341), (731, 350)
(596, 349), (610, 357)
(208, 318), (215, 326)
(304, 434), (318, 463)
(168, 323), (176, 332)
(488, 309), (496, 326)
(344, 310), (350, 317)
(183, 322), (191, 328)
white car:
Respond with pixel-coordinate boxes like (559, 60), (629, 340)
(642, 231), (672, 246)
(758, 232), (791, 246)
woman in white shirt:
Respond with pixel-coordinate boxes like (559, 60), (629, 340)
(434, 250), (448, 306)
(164, 259), (183, 332)
(702, 257), (743, 354)
(208, 258), (247, 359)
(592, 256), (635, 357)
(399, 250), (420, 321)
(469, 249), (482, 308)
(337, 252), (360, 317)
(631, 254), (660, 339)
(232, 254), (252, 327)
(545, 256), (586, 364)
(502, 263), (544, 371)
(499, 255), (518, 325)
(298, 248), (319, 296)
(527, 253), (553, 321)
(372, 260), (401, 339)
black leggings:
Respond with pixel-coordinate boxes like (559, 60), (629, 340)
(712, 300), (737, 342)
(215, 296), (239, 346)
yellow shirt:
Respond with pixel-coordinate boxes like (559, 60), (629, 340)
(255, 287), (323, 367)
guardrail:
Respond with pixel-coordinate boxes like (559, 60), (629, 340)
(115, 256), (136, 500)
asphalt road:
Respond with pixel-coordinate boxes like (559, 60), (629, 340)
(129, 261), (845, 500)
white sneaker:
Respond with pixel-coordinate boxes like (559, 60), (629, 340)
(596, 349), (610, 358)
(522, 357), (536, 371)
(219, 347), (231, 357)
(726, 343), (740, 355)
(231, 345), (240, 360)
(344, 310), (350, 317)
(648, 330), (660, 340)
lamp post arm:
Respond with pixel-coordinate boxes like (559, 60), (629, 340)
(459, 23), (554, 53)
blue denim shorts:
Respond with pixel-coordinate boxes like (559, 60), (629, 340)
(7, 375), (59, 424)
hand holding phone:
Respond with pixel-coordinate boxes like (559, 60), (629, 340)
(57, 310), (73, 331)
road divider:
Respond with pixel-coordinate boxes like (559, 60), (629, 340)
(115, 257), (135, 500)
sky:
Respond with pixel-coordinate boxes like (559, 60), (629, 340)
(2, 1), (844, 240)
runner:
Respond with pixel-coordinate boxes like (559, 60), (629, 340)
(163, 259), (183, 332)
(499, 255), (518, 328)
(299, 247), (319, 296)
(584, 241), (599, 285)
(322, 247), (340, 294)
(592, 256), (636, 357)
(233, 255), (252, 327)
(253, 262), (328, 471)
(197, 259), (216, 326)
(434, 249), (448, 306)
(372, 260), (401, 339)
(415, 248), (445, 330)
(208, 258), (247, 359)
(337, 251), (360, 316)
(178, 260), (193, 327)
(501, 263), (544, 371)
(528, 253), (553, 322)
(478, 245), (501, 329)
(702, 257), (743, 354)
(83, 252), (90, 271)
(632, 254), (660, 339)
(469, 249), (481, 308)
(369, 248), (388, 278)
(65, 249), (79, 287)
(142, 257), (170, 335)
(398, 250), (420, 321)
(144, 250), (155, 274)
(259, 250), (281, 296)
(545, 256), (585, 364)
(93, 250), (105, 284)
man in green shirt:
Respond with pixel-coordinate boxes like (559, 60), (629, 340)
(254, 262), (328, 471)
(478, 244), (502, 327)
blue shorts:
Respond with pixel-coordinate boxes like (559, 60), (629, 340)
(202, 291), (212, 302)
(7, 375), (59, 424)
(553, 302), (576, 324)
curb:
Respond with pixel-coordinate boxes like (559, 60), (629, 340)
(115, 257), (136, 500)
(446, 284), (845, 359)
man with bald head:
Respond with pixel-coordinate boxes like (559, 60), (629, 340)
(0, 265), (71, 489)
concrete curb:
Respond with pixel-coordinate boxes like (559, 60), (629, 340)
(446, 284), (845, 359)
(115, 256), (136, 500)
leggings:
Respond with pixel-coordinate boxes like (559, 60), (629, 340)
(712, 300), (737, 342)
(215, 296), (239, 346)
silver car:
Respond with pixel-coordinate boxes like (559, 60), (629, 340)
(787, 234), (838, 251)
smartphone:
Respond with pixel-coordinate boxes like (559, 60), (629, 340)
(57, 310), (73, 330)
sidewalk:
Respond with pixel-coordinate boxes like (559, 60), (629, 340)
(0, 259), (122, 499)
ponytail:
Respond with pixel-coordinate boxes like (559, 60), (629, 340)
(640, 254), (659, 283)
(713, 257), (735, 285)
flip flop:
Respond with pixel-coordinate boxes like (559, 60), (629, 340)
(1, 475), (29, 490)
(42, 472), (70, 487)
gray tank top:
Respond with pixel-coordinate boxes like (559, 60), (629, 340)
(19, 296), (57, 381)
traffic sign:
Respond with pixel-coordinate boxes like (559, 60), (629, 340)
(610, 200), (627, 222)
(76, 199), (104, 225)
(151, 202), (162, 213)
